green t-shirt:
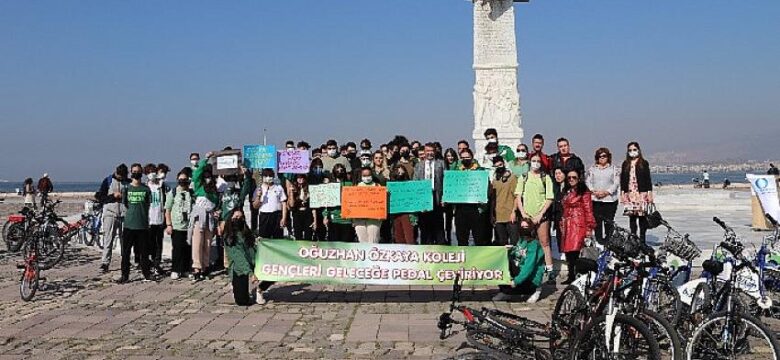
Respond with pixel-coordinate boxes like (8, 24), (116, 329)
(514, 173), (554, 217)
(124, 184), (151, 230)
(509, 161), (530, 178)
(165, 187), (192, 231)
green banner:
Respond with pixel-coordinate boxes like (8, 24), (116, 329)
(387, 180), (433, 214)
(442, 170), (489, 204)
(254, 240), (511, 285)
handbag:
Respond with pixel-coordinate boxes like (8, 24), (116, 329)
(579, 236), (600, 261)
(645, 203), (663, 229)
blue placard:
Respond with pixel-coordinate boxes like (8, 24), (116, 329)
(243, 145), (277, 170)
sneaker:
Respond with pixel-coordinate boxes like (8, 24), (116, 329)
(115, 277), (129, 284)
(492, 292), (513, 302)
(255, 290), (266, 305)
(100, 264), (109, 273)
(545, 265), (554, 273)
(191, 273), (203, 282)
(155, 267), (165, 276)
(170, 272), (180, 280)
(142, 276), (154, 283)
(526, 290), (542, 304)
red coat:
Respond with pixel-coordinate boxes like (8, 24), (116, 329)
(560, 190), (596, 253)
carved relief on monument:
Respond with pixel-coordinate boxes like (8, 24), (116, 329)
(474, 69), (520, 131)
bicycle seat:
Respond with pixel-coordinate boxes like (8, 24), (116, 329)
(575, 258), (598, 274)
(702, 259), (723, 276)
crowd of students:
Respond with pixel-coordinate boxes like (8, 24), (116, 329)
(94, 129), (654, 305)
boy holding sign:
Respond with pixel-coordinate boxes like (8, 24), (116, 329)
(449, 149), (490, 246)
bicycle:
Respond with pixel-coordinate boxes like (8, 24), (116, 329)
(438, 274), (555, 359)
(19, 213), (42, 301)
(685, 217), (780, 359)
(553, 224), (672, 359)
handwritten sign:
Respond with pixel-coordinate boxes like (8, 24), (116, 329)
(278, 150), (310, 174)
(387, 180), (433, 214)
(243, 145), (277, 170)
(309, 183), (341, 208)
(216, 154), (238, 170)
(442, 170), (489, 204)
(341, 186), (387, 220)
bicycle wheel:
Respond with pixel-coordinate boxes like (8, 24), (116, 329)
(20, 260), (39, 301)
(570, 313), (661, 360)
(5, 222), (26, 252)
(687, 311), (780, 359)
(638, 309), (684, 360)
(1, 221), (11, 251)
(552, 285), (587, 348)
(443, 352), (508, 360)
(465, 328), (536, 360)
(38, 232), (65, 270)
(646, 277), (683, 326)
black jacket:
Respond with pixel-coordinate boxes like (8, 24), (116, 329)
(550, 153), (585, 176)
(620, 159), (652, 193)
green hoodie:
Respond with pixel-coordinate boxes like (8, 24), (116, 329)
(219, 175), (252, 221)
(193, 159), (219, 204)
(510, 238), (545, 287)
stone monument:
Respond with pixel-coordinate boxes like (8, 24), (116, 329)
(472, 0), (523, 161)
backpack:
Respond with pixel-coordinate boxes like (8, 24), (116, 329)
(95, 175), (114, 205)
(520, 172), (549, 197)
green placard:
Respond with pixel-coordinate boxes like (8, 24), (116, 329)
(254, 240), (511, 285)
(310, 183), (341, 208)
(387, 180), (433, 214)
(442, 170), (489, 204)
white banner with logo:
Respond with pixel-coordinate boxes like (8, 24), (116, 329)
(747, 174), (780, 222)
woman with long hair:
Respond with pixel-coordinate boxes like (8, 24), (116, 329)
(222, 209), (261, 306)
(620, 142), (653, 242)
(191, 153), (220, 281)
(560, 169), (595, 284)
(287, 173), (315, 240)
(443, 148), (459, 244)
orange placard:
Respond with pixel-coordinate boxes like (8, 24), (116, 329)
(341, 186), (387, 220)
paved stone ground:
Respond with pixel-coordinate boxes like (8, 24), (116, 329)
(0, 243), (562, 359)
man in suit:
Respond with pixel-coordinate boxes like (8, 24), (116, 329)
(414, 143), (446, 245)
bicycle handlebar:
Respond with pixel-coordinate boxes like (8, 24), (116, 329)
(713, 217), (729, 231)
(766, 213), (778, 227)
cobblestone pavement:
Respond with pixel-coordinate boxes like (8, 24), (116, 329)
(0, 241), (563, 359)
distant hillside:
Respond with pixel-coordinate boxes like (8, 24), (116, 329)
(647, 130), (780, 165)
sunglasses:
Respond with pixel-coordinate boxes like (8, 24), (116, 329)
(567, 176), (579, 180)
(598, 154), (608, 158)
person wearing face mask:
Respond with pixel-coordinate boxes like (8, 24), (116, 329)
(389, 165), (417, 244)
(216, 166), (253, 270)
(320, 139), (352, 178)
(350, 167), (383, 243)
(443, 148), (459, 244)
(528, 134), (552, 173)
(352, 150), (373, 184)
(453, 149), (490, 246)
(489, 156), (519, 246)
(190, 153), (200, 169)
(287, 173), (316, 240)
(492, 218), (545, 303)
(550, 137), (585, 177)
(483, 128), (515, 162)
(118, 163), (153, 283)
(514, 154), (555, 281)
(620, 142), (653, 242)
(323, 164), (354, 242)
(190, 153), (220, 282)
(550, 167), (566, 254)
(307, 158), (328, 241)
(146, 163), (171, 276)
(165, 169), (193, 280)
(360, 138), (372, 152)
(222, 209), (260, 305)
(344, 142), (360, 171)
(510, 144), (531, 178)
(252, 168), (289, 239)
(483, 143), (500, 177)
(97, 163), (129, 274)
(413, 143), (446, 245)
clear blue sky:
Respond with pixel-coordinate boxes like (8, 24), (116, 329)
(1, 1), (778, 181)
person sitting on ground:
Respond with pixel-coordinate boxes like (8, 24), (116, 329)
(492, 218), (545, 303)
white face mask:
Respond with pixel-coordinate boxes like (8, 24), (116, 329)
(328, 149), (338, 158)
(361, 176), (373, 184)
(263, 176), (274, 184)
(190, 160), (198, 166)
(628, 150), (640, 158)
(487, 138), (498, 144)
(205, 178), (213, 184)
(516, 151), (527, 159)
(158, 173), (166, 180)
(361, 159), (371, 167)
(530, 161), (542, 171)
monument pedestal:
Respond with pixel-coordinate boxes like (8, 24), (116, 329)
(472, 0), (523, 161)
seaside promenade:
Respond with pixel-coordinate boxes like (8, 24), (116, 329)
(0, 187), (768, 359)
